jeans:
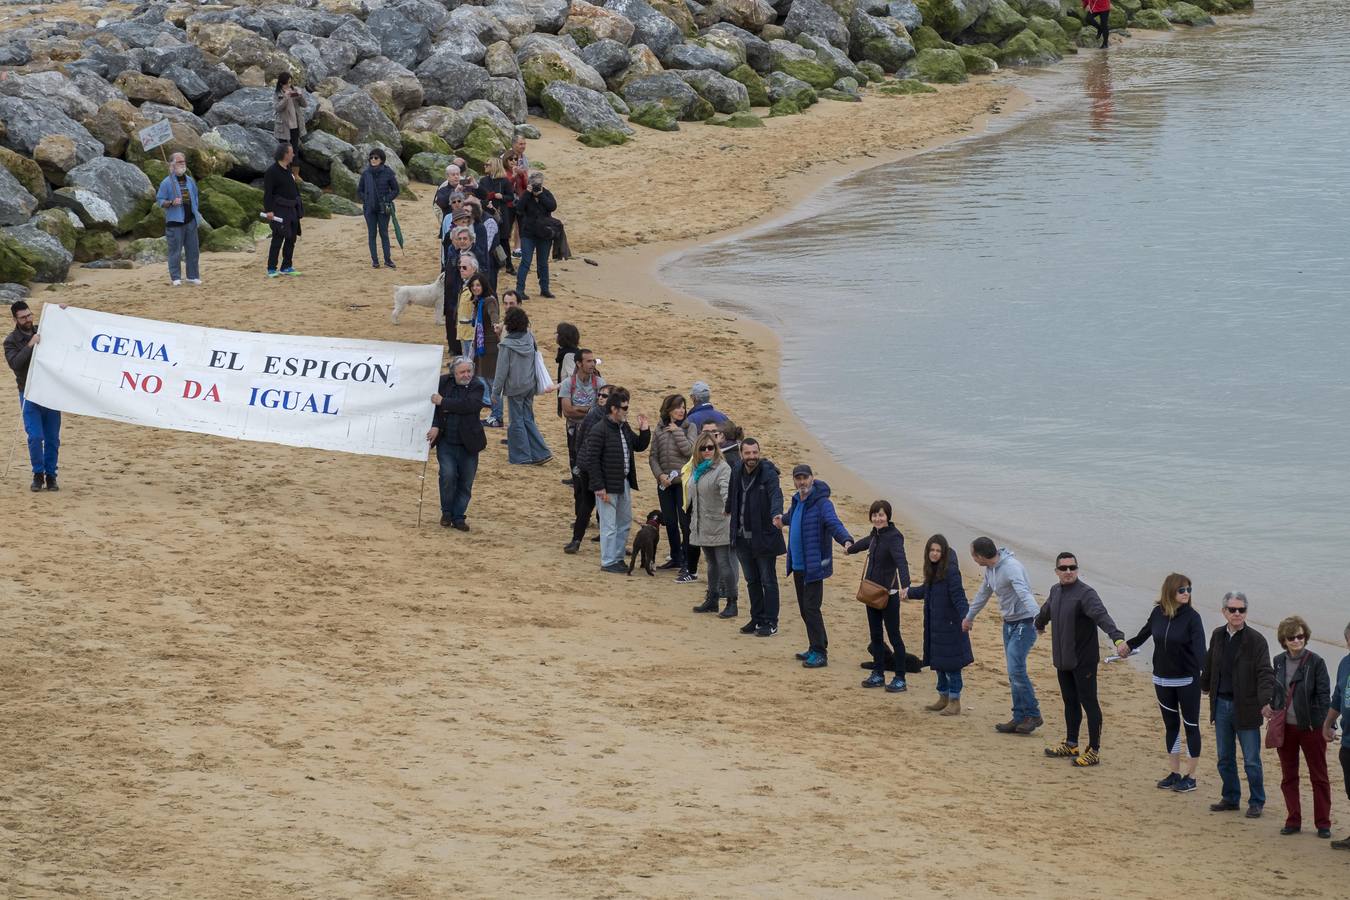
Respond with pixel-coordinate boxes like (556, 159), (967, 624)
(435, 440), (478, 522)
(1277, 725), (1331, 830)
(867, 593), (904, 674)
(735, 541), (779, 626)
(1214, 696), (1265, 806)
(19, 392), (60, 475)
(1002, 617), (1040, 721)
(505, 394), (550, 464)
(793, 574), (827, 655)
(515, 233), (551, 295)
(1057, 664), (1103, 750)
(936, 669), (964, 699)
(658, 480), (689, 567)
(365, 210), (391, 264)
(597, 487), (632, 568)
(700, 544), (737, 604)
(165, 219), (200, 281)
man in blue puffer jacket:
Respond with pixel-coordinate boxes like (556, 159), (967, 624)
(785, 464), (853, 668)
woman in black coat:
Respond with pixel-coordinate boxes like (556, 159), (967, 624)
(846, 500), (911, 692)
(513, 172), (557, 300)
(905, 534), (973, 715)
(1267, 615), (1333, 837)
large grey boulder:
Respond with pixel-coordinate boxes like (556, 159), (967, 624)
(448, 6), (514, 45)
(367, 8), (433, 69)
(2, 225), (73, 283)
(485, 78), (530, 123)
(416, 52), (495, 107)
(665, 42), (740, 73)
(460, 100), (519, 144)
(138, 43), (209, 77)
(280, 33), (361, 84)
(101, 20), (186, 50)
(51, 187), (120, 231)
(0, 167), (38, 227)
(331, 18), (383, 61)
(888, 0), (924, 29)
(919, 0), (991, 39)
(347, 58), (426, 113)
(391, 0), (452, 31)
(579, 38), (631, 78)
(139, 103), (211, 135)
(196, 63), (243, 104)
(706, 0), (776, 28)
(329, 86), (403, 152)
(797, 32), (864, 82)
(161, 65), (213, 106)
(300, 130), (360, 172)
(3, 71), (100, 122)
(402, 105), (472, 148)
(349, 56), (418, 85)
(63, 158), (154, 232)
(603, 0), (685, 59)
(708, 23), (773, 72)
(848, 12), (916, 71)
(674, 69), (750, 113)
(0, 98), (103, 167)
(205, 87), (316, 131)
(203, 125), (276, 178)
(621, 72), (710, 120)
(766, 70), (816, 103)
(488, 0), (572, 33)
(517, 39), (608, 101)
(540, 81), (634, 136)
(432, 30), (489, 65)
(484, 40), (523, 77)
(256, 4), (345, 39)
(784, 0), (852, 51)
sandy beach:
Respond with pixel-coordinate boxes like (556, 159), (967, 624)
(3, 75), (1347, 898)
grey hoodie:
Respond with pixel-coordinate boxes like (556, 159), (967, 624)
(492, 331), (538, 401)
(966, 548), (1039, 624)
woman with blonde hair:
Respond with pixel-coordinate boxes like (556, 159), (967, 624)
(1267, 615), (1332, 837)
(687, 433), (736, 618)
(1122, 573), (1208, 793)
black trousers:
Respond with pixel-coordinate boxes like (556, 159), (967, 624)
(1340, 745), (1350, 800)
(658, 480), (688, 567)
(287, 127), (301, 153)
(867, 593), (904, 674)
(267, 227), (296, 271)
(794, 574), (826, 655)
(1058, 664), (1103, 750)
(684, 510), (699, 575)
(1088, 10), (1109, 44)
(571, 479), (596, 543)
(737, 541), (779, 627)
(1155, 681), (1203, 758)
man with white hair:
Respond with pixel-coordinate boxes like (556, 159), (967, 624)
(434, 164), (463, 216)
(154, 151), (201, 286)
(428, 356), (487, 532)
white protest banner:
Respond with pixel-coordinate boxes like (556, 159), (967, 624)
(138, 119), (174, 153)
(24, 306), (444, 462)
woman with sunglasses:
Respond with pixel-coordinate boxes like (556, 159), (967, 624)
(1121, 573), (1207, 793)
(1266, 615), (1333, 837)
(688, 433), (737, 618)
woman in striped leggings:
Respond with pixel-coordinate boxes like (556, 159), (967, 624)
(1122, 573), (1208, 793)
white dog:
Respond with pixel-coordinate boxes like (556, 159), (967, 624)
(391, 271), (445, 325)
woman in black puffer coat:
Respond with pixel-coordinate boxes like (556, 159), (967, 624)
(846, 500), (911, 693)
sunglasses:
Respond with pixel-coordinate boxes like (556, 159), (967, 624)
(619, 404), (629, 410)
(458, 265), (472, 270)
(1224, 606), (1247, 614)
(1177, 587), (1192, 594)
(701, 446), (716, 453)
(1056, 565), (1078, 572)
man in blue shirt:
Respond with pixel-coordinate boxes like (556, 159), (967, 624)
(1323, 620), (1350, 850)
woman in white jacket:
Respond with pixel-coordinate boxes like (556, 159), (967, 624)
(688, 433), (737, 619)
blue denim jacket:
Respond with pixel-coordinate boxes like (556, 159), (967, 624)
(155, 174), (200, 226)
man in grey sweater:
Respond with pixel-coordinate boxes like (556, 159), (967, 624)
(1034, 552), (1130, 766)
(965, 537), (1042, 734)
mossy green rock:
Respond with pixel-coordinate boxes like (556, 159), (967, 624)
(1166, 1), (1214, 24)
(408, 152), (455, 184)
(458, 121), (507, 171)
(303, 201), (332, 220)
(1131, 8), (1172, 27)
(1108, 6), (1128, 27)
(1115, 0), (1143, 14)
(856, 60), (886, 83)
(997, 28), (1063, 65)
(198, 176), (264, 215)
(198, 191), (247, 231)
(201, 225), (255, 253)
(0, 234), (37, 283)
(1027, 16), (1075, 53)
(727, 64), (771, 106)
(912, 48), (967, 83)
(329, 162), (360, 202)
(710, 111), (765, 127)
(130, 205), (166, 239)
(33, 209), (80, 252)
(401, 130), (452, 157)
(877, 78), (938, 95)
(768, 97), (802, 117)
(775, 58), (837, 91)
(957, 46), (999, 74)
(968, 0), (1028, 43)
(138, 158), (170, 187)
(0, 147), (46, 200)
(911, 25), (956, 51)
(124, 236), (169, 263)
(317, 194), (363, 216)
(819, 88), (862, 102)
(629, 102), (680, 131)
(577, 128), (632, 147)
(74, 229), (119, 263)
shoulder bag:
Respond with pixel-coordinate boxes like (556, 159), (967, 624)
(855, 541), (893, 610)
(1265, 655), (1305, 750)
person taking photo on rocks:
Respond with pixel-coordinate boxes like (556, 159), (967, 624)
(428, 356), (487, 532)
(514, 172), (557, 300)
(578, 387), (651, 574)
(785, 464), (852, 669)
(273, 71), (307, 153)
(965, 538), (1043, 735)
(5, 301), (61, 492)
(155, 152), (201, 287)
(357, 147), (400, 270)
(263, 142), (303, 278)
(846, 500), (911, 692)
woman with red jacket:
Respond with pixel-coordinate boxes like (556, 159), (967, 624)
(1083, 0), (1110, 49)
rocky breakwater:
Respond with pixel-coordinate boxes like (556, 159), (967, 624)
(0, 0), (1242, 284)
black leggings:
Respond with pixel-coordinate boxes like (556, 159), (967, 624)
(1155, 681), (1202, 759)
(1088, 10), (1109, 45)
(1340, 745), (1350, 800)
(1058, 664), (1103, 750)
(867, 593), (904, 674)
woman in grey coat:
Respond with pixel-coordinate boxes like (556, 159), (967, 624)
(688, 433), (737, 619)
(274, 72), (307, 151)
(491, 306), (552, 465)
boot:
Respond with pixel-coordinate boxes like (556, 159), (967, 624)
(692, 596), (719, 614)
(717, 599), (739, 619)
(940, 698), (961, 716)
(925, 694), (949, 712)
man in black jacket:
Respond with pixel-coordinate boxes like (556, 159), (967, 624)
(5, 301), (61, 492)
(1199, 591), (1275, 818)
(564, 383), (611, 553)
(727, 438), (785, 637)
(427, 356), (487, 531)
(578, 387), (650, 574)
(263, 142), (302, 277)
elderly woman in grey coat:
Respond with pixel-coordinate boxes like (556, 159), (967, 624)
(689, 433), (737, 619)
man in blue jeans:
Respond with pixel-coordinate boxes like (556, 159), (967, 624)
(5, 301), (61, 492)
(1199, 591), (1274, 818)
(965, 537), (1041, 734)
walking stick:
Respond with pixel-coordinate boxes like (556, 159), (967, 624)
(2, 419), (19, 480)
(415, 453), (429, 528)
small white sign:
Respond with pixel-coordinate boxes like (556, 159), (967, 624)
(137, 119), (174, 152)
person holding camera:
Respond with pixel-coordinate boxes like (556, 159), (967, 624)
(273, 72), (307, 152)
(514, 172), (557, 300)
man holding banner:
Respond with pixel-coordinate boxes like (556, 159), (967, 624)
(428, 356), (487, 531)
(5, 301), (61, 491)
(155, 152), (202, 287)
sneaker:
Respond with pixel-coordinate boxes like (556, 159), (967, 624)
(755, 623), (777, 637)
(884, 677), (907, 693)
(188, 278), (202, 285)
(512, 248), (522, 258)
(994, 719), (1020, 734)
(1156, 773), (1181, 790)
(171, 279), (182, 286)
(861, 672), (886, 688)
(267, 269), (279, 277)
(30, 474), (44, 492)
(45, 474), (59, 491)
(483, 416), (502, 428)
(451, 520), (470, 532)
(1045, 741), (1079, 759)
(795, 651), (810, 660)
(563, 540), (580, 554)
(1209, 801), (1240, 812)
(541, 290), (556, 299)
(384, 260), (397, 269)
(601, 562), (627, 574)
(801, 651), (827, 669)
(674, 571), (697, 584)
(1246, 805), (1264, 819)
(1073, 747), (1101, 768)
(281, 267), (301, 276)
(371, 261), (380, 269)
(738, 621), (757, 635)
(1171, 776), (1197, 794)
(1014, 717), (1040, 735)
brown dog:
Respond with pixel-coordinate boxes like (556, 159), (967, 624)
(627, 510), (663, 576)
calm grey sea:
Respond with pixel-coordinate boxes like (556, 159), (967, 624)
(666, 3), (1350, 644)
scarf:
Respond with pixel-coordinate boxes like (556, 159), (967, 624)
(693, 459), (713, 483)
